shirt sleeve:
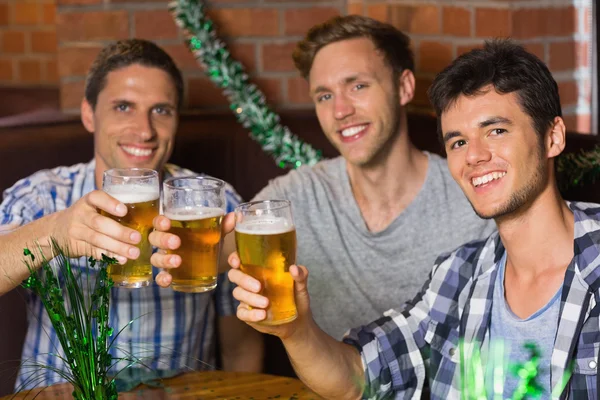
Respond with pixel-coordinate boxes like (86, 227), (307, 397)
(342, 250), (466, 399)
(214, 271), (238, 316)
(0, 177), (49, 233)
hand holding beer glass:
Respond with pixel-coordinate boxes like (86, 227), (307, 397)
(235, 200), (297, 325)
(163, 176), (226, 293)
(102, 168), (160, 288)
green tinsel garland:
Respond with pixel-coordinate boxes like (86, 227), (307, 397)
(169, 0), (323, 169)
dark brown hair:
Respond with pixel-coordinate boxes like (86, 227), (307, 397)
(292, 15), (414, 81)
(85, 39), (184, 110)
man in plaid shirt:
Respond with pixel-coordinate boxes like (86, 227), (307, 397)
(227, 40), (600, 399)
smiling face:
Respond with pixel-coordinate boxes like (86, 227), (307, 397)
(81, 64), (178, 184)
(442, 88), (551, 220)
(308, 38), (407, 167)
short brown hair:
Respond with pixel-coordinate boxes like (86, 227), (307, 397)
(85, 39), (184, 110)
(292, 15), (414, 80)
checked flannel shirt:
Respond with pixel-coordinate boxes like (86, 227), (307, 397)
(344, 201), (600, 399)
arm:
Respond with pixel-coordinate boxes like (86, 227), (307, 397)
(0, 190), (143, 296)
(218, 315), (264, 372)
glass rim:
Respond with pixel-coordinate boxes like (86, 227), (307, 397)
(103, 168), (158, 178)
(163, 175), (225, 190)
(235, 199), (291, 213)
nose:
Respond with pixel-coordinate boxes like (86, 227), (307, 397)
(135, 112), (155, 141)
(465, 138), (492, 166)
(333, 93), (355, 120)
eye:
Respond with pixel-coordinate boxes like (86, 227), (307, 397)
(317, 93), (332, 103)
(490, 128), (507, 135)
(450, 139), (467, 150)
(153, 107), (172, 116)
(353, 83), (367, 91)
(115, 103), (129, 112)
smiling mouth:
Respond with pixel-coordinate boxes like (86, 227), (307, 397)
(121, 145), (154, 157)
(471, 171), (506, 187)
(339, 124), (368, 138)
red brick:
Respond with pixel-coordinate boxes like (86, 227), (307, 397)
(60, 79), (86, 110)
(57, 0), (102, 4)
(584, 6), (591, 35)
(254, 77), (283, 104)
(557, 80), (577, 106)
(549, 41), (578, 71)
(229, 43), (257, 73)
(367, 4), (388, 22)
(578, 41), (590, 68)
(0, 4), (8, 26)
(284, 8), (340, 36)
(19, 60), (42, 83)
(418, 41), (453, 74)
(262, 43), (296, 72)
(443, 7), (471, 37)
(389, 5), (440, 35)
(163, 44), (201, 71)
(513, 7), (576, 39)
(31, 31), (57, 54)
(46, 59), (59, 83)
(0, 59), (13, 81)
(413, 76), (433, 107)
(57, 11), (129, 42)
(563, 114), (591, 134)
(2, 31), (26, 54)
(456, 43), (484, 57)
(287, 76), (311, 105)
(15, 3), (40, 26)
(57, 45), (103, 77)
(186, 77), (229, 108)
(475, 8), (510, 37)
(347, 3), (363, 16)
(134, 10), (179, 40)
(207, 9), (279, 37)
(43, 3), (56, 25)
(522, 43), (545, 62)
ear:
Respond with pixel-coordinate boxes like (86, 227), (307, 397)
(398, 69), (415, 106)
(81, 99), (95, 134)
(545, 116), (566, 159)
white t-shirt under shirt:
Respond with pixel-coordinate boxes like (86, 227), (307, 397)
(254, 153), (497, 339)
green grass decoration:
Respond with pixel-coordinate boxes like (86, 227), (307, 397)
(19, 241), (118, 400)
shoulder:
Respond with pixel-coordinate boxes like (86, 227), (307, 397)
(3, 163), (87, 199)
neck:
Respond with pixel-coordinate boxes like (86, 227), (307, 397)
(497, 183), (574, 277)
(346, 118), (429, 232)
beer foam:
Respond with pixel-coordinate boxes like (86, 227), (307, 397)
(235, 217), (294, 235)
(105, 186), (159, 204)
(165, 207), (224, 221)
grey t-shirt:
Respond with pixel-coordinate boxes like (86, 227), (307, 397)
(254, 153), (496, 339)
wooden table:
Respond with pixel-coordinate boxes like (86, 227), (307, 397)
(4, 371), (323, 399)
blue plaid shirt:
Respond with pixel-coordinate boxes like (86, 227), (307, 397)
(0, 160), (243, 389)
(344, 201), (600, 399)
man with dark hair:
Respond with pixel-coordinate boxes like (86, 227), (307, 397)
(225, 39), (600, 399)
(0, 39), (262, 389)
(151, 15), (494, 341)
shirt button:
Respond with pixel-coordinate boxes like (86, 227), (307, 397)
(449, 348), (456, 357)
(589, 360), (597, 369)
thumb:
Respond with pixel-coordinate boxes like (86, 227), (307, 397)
(290, 265), (310, 312)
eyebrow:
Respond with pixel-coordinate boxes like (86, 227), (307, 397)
(311, 74), (365, 95)
(110, 99), (176, 109)
(442, 116), (513, 143)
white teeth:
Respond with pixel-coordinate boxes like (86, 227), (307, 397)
(472, 171), (506, 187)
(341, 125), (367, 137)
(122, 146), (153, 157)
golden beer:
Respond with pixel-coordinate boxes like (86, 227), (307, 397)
(165, 207), (224, 292)
(235, 219), (297, 325)
(101, 188), (159, 287)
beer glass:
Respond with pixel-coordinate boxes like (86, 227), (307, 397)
(102, 168), (159, 288)
(163, 176), (226, 292)
(234, 200), (297, 325)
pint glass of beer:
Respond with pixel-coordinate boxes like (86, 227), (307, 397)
(102, 168), (159, 288)
(163, 176), (226, 293)
(234, 200), (297, 325)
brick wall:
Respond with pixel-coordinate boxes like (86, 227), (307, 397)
(0, 0), (57, 86)
(55, 0), (593, 133)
